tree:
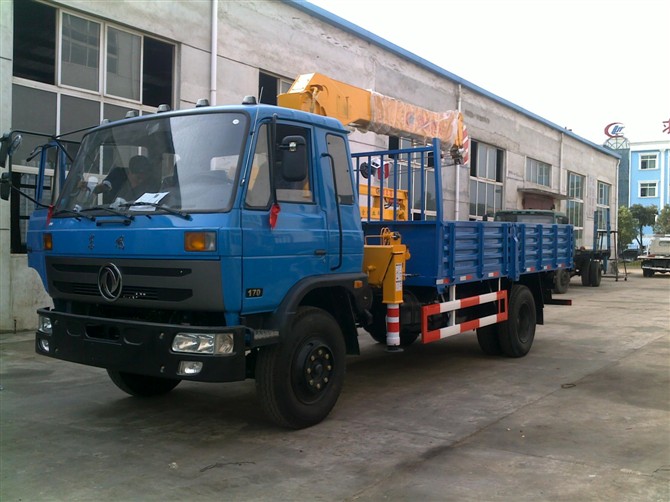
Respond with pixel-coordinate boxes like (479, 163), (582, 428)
(617, 205), (637, 251)
(629, 204), (658, 249)
(654, 205), (670, 235)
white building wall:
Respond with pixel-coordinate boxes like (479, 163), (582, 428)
(0, 0), (620, 331)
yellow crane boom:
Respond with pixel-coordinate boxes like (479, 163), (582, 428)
(278, 72), (464, 157)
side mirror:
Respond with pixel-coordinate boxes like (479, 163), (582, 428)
(0, 172), (11, 200)
(0, 133), (22, 168)
(279, 135), (307, 182)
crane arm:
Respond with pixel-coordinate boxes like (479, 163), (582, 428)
(278, 73), (464, 156)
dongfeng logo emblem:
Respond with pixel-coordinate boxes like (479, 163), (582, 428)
(98, 264), (123, 301)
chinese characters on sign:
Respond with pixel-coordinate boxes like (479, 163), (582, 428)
(663, 118), (670, 135)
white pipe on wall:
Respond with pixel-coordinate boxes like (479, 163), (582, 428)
(210, 0), (218, 105)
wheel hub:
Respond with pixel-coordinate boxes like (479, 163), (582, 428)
(295, 343), (334, 400)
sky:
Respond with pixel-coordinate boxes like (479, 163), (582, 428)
(306, 0), (670, 145)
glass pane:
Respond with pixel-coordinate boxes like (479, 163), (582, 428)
(11, 85), (57, 166)
(61, 14), (100, 91)
(327, 134), (354, 204)
(13, 0), (56, 84)
(61, 95), (100, 141)
(469, 178), (477, 216)
(106, 28), (141, 100)
(246, 124), (271, 208)
(103, 103), (139, 123)
(486, 147), (496, 180)
(477, 181), (486, 216)
(143, 37), (174, 107)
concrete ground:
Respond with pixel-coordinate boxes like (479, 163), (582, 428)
(1, 268), (668, 501)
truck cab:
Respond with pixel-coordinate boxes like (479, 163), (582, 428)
(640, 234), (670, 277)
(3, 102), (371, 428)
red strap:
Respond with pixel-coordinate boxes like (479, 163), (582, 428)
(269, 203), (280, 229)
(46, 205), (54, 226)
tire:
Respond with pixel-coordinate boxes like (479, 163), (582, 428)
(553, 269), (570, 294)
(476, 324), (502, 355)
(498, 285), (536, 358)
(255, 307), (346, 429)
(642, 268), (653, 277)
(589, 260), (602, 287)
(107, 370), (181, 397)
(581, 260), (592, 286)
(364, 293), (420, 346)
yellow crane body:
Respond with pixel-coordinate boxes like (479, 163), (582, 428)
(278, 72), (464, 152)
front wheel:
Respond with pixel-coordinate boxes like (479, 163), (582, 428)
(498, 285), (536, 358)
(642, 268), (654, 277)
(107, 370), (181, 397)
(255, 307), (346, 429)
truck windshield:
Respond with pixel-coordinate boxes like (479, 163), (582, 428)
(55, 112), (248, 215)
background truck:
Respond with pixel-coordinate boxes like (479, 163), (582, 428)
(0, 73), (573, 428)
(640, 235), (670, 277)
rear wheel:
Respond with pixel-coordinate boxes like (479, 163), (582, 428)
(553, 269), (571, 294)
(581, 260), (593, 286)
(107, 370), (181, 397)
(255, 307), (346, 429)
(498, 285), (536, 358)
(589, 260), (602, 287)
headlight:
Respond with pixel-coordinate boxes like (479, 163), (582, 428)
(172, 332), (234, 355)
(38, 315), (53, 335)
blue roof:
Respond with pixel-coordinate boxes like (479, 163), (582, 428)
(284, 0), (620, 160)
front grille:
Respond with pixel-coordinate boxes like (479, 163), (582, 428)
(46, 257), (223, 310)
(53, 282), (192, 301)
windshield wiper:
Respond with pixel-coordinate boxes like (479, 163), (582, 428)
(52, 208), (95, 221)
(80, 206), (135, 221)
(120, 201), (192, 220)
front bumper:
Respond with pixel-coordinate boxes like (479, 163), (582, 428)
(640, 258), (670, 272)
(35, 308), (247, 382)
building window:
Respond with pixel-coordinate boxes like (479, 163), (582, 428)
(61, 13), (100, 91)
(567, 172), (585, 246)
(10, 0), (176, 254)
(106, 27), (141, 100)
(526, 157), (551, 187)
(143, 37), (175, 107)
(258, 71), (293, 105)
(469, 140), (504, 219)
(596, 181), (611, 231)
(640, 154), (657, 170)
(639, 182), (657, 198)
(13, 0), (56, 84)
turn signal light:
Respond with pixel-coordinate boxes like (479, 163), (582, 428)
(184, 231), (216, 252)
(44, 233), (53, 250)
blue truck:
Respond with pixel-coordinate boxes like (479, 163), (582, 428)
(0, 84), (573, 428)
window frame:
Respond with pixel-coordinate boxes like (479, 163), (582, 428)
(567, 171), (585, 246)
(469, 139), (504, 220)
(639, 153), (658, 170)
(526, 157), (552, 187)
(639, 182), (657, 198)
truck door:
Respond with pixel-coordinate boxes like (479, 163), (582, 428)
(26, 141), (69, 289)
(240, 121), (329, 314)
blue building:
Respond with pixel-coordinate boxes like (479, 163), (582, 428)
(629, 141), (670, 246)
